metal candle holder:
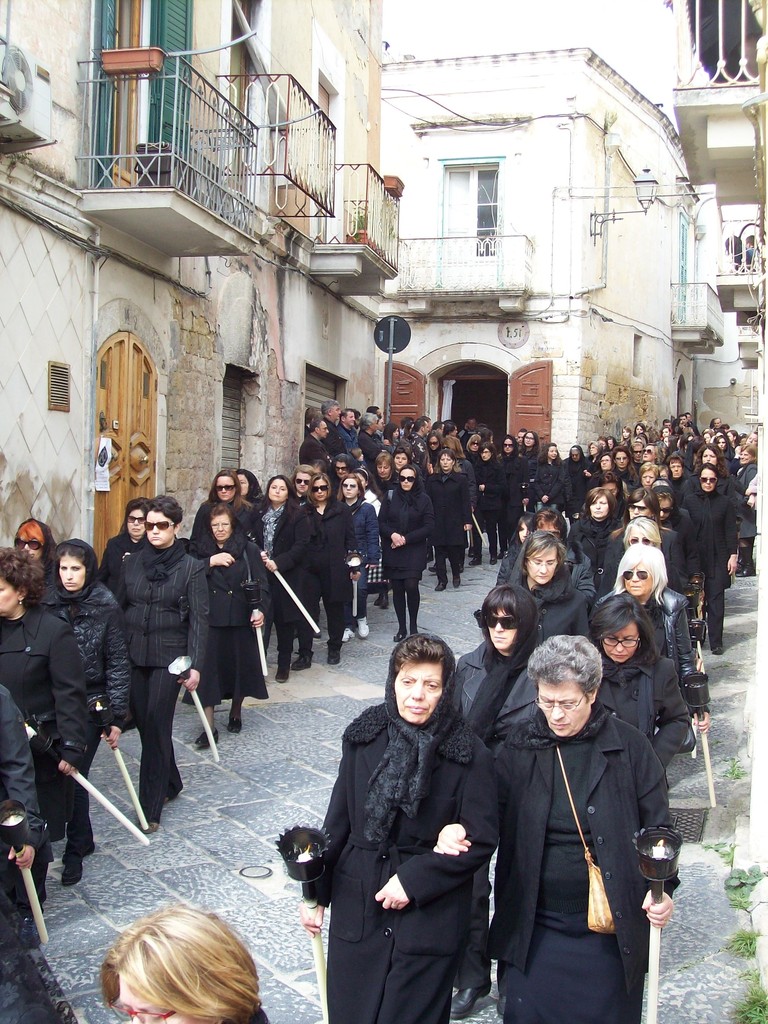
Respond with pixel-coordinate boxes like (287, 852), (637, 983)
(682, 672), (716, 807)
(242, 578), (268, 677)
(0, 800), (49, 943)
(345, 552), (362, 617)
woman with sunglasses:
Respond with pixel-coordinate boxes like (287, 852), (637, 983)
(254, 475), (312, 680)
(291, 464), (315, 507)
(682, 466), (738, 655)
(102, 905), (269, 1024)
(426, 448), (472, 591)
(686, 444), (738, 504)
(119, 496), (208, 832)
(13, 519), (57, 586)
(589, 594), (690, 767)
(474, 443), (506, 566)
(449, 585), (539, 1017)
(296, 472), (358, 666)
(189, 470), (256, 557)
(599, 488), (684, 600)
(97, 499), (148, 596)
(339, 472), (380, 641)
(735, 444), (758, 576)
(379, 466), (435, 641)
(500, 435), (527, 556)
(426, 429), (444, 473)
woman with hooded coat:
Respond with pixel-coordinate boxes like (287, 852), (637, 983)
(43, 539), (131, 886)
(379, 469), (435, 641)
(299, 634), (498, 1024)
(426, 449), (472, 591)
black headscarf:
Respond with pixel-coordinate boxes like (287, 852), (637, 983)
(237, 468), (262, 504)
(52, 538), (99, 605)
(345, 635), (471, 843)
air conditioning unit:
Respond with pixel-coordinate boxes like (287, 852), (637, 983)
(0, 43), (53, 151)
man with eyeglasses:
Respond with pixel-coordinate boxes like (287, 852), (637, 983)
(299, 416), (332, 468)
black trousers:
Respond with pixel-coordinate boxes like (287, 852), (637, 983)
(704, 584), (726, 649)
(297, 571), (345, 653)
(130, 666), (183, 824)
(63, 720), (102, 863)
(479, 511), (501, 559)
(455, 863), (492, 989)
(434, 545), (463, 584)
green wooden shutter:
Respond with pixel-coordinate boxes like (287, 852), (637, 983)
(93, 0), (117, 186)
(149, 0), (192, 145)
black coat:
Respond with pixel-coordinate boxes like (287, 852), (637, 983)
(682, 484), (738, 592)
(359, 428), (385, 473)
(426, 473), (471, 547)
(97, 533), (148, 595)
(664, 507), (701, 577)
(501, 455), (527, 516)
(0, 684), (48, 857)
(304, 500), (357, 600)
(594, 589), (696, 681)
(599, 530), (683, 599)
(474, 459), (506, 513)
(299, 434), (332, 467)
(527, 570), (589, 643)
(599, 655), (690, 768)
(252, 507), (313, 624)
(189, 501), (257, 557)
(489, 710), (673, 993)
(322, 419), (347, 459)
(565, 459), (592, 517)
(736, 462), (758, 539)
(380, 487), (435, 577)
(203, 541), (272, 628)
(119, 547), (209, 671)
(43, 582), (131, 725)
(314, 710), (498, 1024)
(529, 462), (569, 509)
(568, 516), (620, 594)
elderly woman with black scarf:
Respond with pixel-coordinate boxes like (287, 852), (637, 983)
(449, 585), (540, 1019)
(300, 634), (498, 1024)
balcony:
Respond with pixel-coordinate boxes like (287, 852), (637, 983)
(718, 224), (762, 314)
(738, 325), (760, 369)
(309, 164), (400, 296)
(670, 282), (725, 354)
(394, 235), (533, 311)
(673, 0), (761, 203)
(78, 54), (269, 256)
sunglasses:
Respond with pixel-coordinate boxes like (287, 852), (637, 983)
(14, 538), (42, 551)
(311, 485), (329, 493)
(295, 478), (311, 485)
(216, 484), (236, 491)
(622, 569), (649, 581)
(127, 515), (145, 524)
(400, 475), (416, 482)
(147, 520), (173, 531)
(486, 614), (517, 630)
(503, 443), (514, 448)
(700, 476), (717, 483)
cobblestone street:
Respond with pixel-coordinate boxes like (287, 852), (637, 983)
(31, 563), (757, 1024)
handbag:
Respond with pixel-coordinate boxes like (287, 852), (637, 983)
(556, 747), (616, 935)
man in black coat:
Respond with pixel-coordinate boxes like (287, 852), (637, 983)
(299, 416), (332, 468)
(358, 412), (384, 473)
(321, 399), (347, 459)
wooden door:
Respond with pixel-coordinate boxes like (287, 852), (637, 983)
(94, 333), (157, 557)
(509, 361), (552, 443)
(389, 363), (425, 424)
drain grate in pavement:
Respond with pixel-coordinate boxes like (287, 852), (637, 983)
(669, 807), (707, 843)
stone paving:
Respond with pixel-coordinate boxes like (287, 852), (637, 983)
(28, 563), (758, 1024)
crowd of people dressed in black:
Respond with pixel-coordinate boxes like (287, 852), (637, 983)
(0, 400), (757, 1024)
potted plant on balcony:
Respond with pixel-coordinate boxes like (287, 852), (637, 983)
(346, 203), (369, 245)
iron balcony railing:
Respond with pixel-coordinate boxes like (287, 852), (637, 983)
(671, 282), (725, 336)
(721, 219), (761, 273)
(396, 235), (534, 295)
(220, 74), (336, 216)
(675, 0), (760, 86)
(79, 55), (262, 237)
(322, 163), (400, 272)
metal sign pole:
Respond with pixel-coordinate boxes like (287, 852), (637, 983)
(385, 318), (395, 424)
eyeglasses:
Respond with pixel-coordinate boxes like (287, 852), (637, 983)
(536, 695), (586, 712)
(528, 558), (558, 570)
(14, 538), (42, 551)
(126, 515), (145, 524)
(486, 614), (517, 630)
(146, 520), (173, 532)
(311, 484), (329, 493)
(295, 478), (311, 486)
(342, 481), (358, 488)
(603, 635), (641, 649)
(216, 484), (236, 492)
(211, 522), (231, 531)
(400, 475), (416, 483)
(622, 569), (649, 581)
(109, 1002), (176, 1022)
(503, 443), (514, 448)
(334, 465), (347, 472)
(700, 475), (717, 484)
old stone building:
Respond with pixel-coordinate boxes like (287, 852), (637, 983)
(379, 47), (728, 445)
(1, 0), (397, 550)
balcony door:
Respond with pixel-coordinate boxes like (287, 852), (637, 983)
(440, 164), (500, 288)
(94, 333), (157, 558)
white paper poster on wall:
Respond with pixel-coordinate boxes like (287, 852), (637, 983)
(95, 437), (112, 492)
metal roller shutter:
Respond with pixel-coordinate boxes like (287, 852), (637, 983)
(221, 368), (243, 468)
(305, 366), (340, 410)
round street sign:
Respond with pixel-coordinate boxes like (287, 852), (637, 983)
(374, 315), (411, 354)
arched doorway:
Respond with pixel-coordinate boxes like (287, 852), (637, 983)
(94, 333), (157, 557)
(439, 364), (508, 440)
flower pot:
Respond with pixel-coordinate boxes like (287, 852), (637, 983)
(102, 47), (166, 76)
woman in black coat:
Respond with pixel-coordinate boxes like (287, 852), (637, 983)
(682, 466), (738, 654)
(565, 445), (592, 521)
(508, 531), (589, 644)
(426, 449), (471, 590)
(0, 548), (88, 927)
(489, 636), (676, 1024)
(189, 469), (256, 556)
(474, 443), (506, 565)
(295, 471), (358, 666)
(568, 487), (621, 599)
(13, 518), (57, 588)
(590, 595), (690, 767)
(300, 634), (498, 1024)
(97, 499), (148, 595)
(192, 504), (270, 743)
(735, 444), (758, 576)
(44, 539), (131, 886)
(500, 435), (527, 555)
(119, 496), (208, 831)
(380, 469), (435, 641)
(255, 476), (313, 680)
(529, 443), (569, 512)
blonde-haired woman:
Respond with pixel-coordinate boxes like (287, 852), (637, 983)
(101, 905), (268, 1024)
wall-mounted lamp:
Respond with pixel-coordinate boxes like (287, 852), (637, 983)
(589, 168), (659, 242)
